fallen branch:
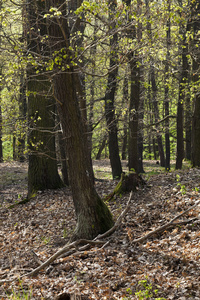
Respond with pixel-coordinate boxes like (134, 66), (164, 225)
(24, 191), (133, 277)
(1, 194), (198, 284)
(24, 239), (105, 277)
(131, 200), (200, 244)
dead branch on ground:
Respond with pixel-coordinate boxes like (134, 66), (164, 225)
(0, 195), (199, 283)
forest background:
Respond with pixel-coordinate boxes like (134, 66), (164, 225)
(0, 0), (200, 298)
(0, 0), (200, 174)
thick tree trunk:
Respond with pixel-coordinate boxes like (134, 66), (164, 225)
(55, 71), (114, 239)
(27, 0), (64, 197)
(27, 87), (64, 196)
(48, 0), (114, 239)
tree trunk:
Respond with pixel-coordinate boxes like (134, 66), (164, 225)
(164, 0), (171, 171)
(191, 0), (200, 167)
(57, 125), (69, 186)
(96, 134), (107, 160)
(0, 104), (3, 162)
(151, 65), (165, 167)
(146, 0), (165, 167)
(18, 70), (27, 162)
(48, 0), (114, 239)
(27, 88), (64, 196)
(137, 0), (144, 174)
(176, 4), (190, 169)
(104, 0), (122, 179)
(121, 73), (128, 160)
(27, 0), (64, 197)
(128, 55), (141, 173)
(176, 96), (184, 169)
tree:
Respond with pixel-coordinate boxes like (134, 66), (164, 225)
(0, 0), (3, 162)
(47, 0), (114, 239)
(127, 0), (144, 174)
(176, 0), (189, 170)
(27, 0), (64, 197)
(0, 103), (2, 162)
(17, 69), (27, 162)
(164, 0), (171, 171)
(191, 0), (200, 167)
(104, 0), (122, 179)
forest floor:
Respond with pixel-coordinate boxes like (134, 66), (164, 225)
(0, 160), (200, 299)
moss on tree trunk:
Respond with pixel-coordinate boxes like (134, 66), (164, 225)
(104, 173), (146, 202)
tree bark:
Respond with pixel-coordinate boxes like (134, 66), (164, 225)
(96, 134), (107, 160)
(164, 0), (171, 171)
(121, 73), (128, 160)
(151, 65), (165, 167)
(191, 0), (200, 167)
(104, 0), (122, 179)
(18, 70), (27, 162)
(0, 104), (3, 162)
(128, 55), (140, 173)
(27, 0), (64, 197)
(48, 0), (114, 239)
(145, 0), (165, 167)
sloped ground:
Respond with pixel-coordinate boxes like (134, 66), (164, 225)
(0, 160), (200, 299)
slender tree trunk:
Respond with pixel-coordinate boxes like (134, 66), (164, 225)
(121, 74), (129, 160)
(137, 0), (144, 173)
(104, 0), (122, 179)
(176, 92), (184, 169)
(96, 135), (107, 160)
(145, 0), (165, 167)
(151, 65), (165, 167)
(0, 2), (3, 162)
(57, 121), (69, 186)
(128, 55), (140, 173)
(164, 0), (171, 171)
(88, 22), (97, 158)
(18, 70), (27, 162)
(191, 0), (200, 167)
(48, 0), (114, 239)
(176, 2), (189, 169)
(0, 104), (3, 162)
